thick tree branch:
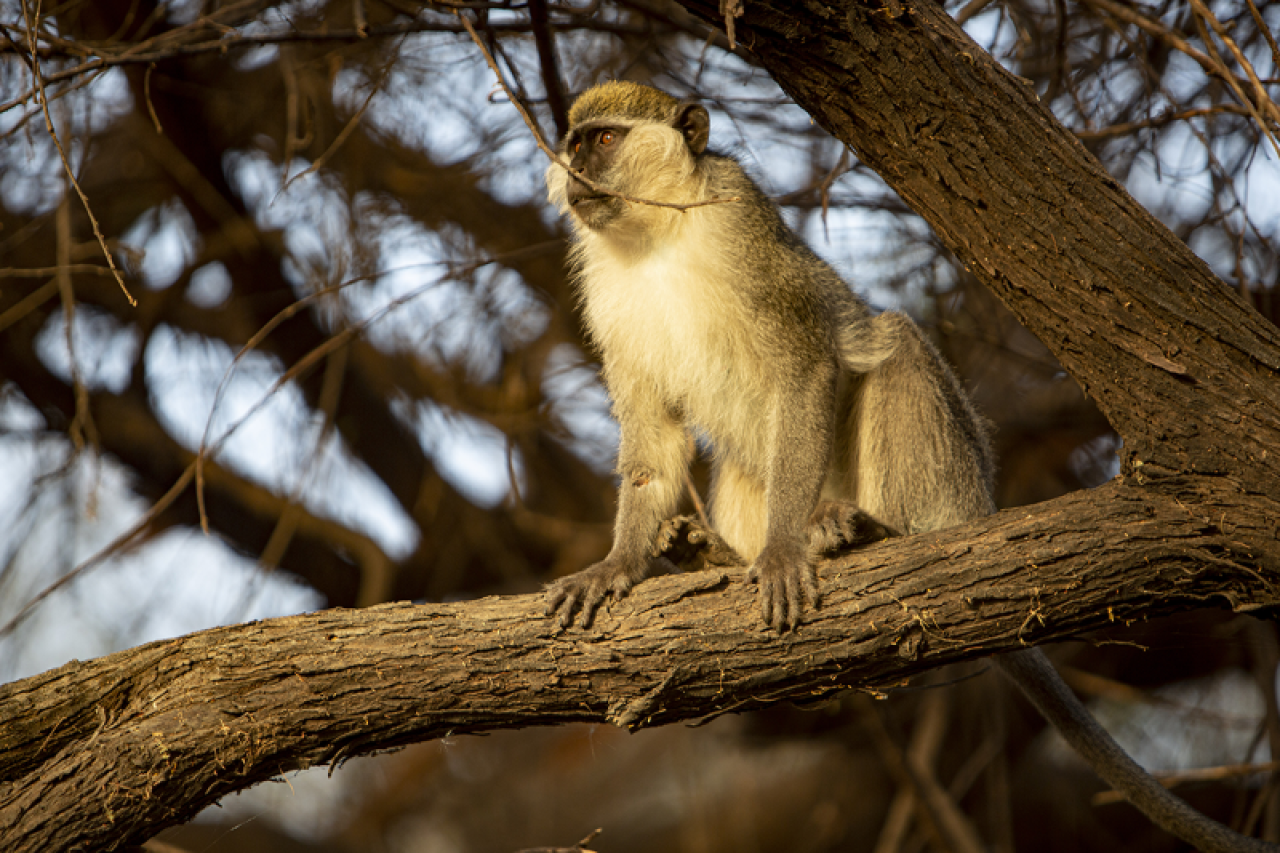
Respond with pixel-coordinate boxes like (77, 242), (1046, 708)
(3, 479), (1279, 851)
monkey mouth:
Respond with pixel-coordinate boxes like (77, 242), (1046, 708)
(568, 193), (619, 229)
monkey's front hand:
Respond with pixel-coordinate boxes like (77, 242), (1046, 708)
(747, 539), (818, 632)
(545, 558), (647, 629)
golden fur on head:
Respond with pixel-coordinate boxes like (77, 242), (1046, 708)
(567, 81), (682, 129)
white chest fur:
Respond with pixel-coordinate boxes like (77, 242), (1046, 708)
(576, 224), (773, 458)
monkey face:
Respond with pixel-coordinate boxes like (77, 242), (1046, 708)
(563, 124), (630, 230)
(545, 91), (712, 235)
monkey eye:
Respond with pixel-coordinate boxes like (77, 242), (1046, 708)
(573, 141), (582, 154)
(599, 130), (616, 145)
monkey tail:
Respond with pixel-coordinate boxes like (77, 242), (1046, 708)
(997, 648), (1280, 853)
(834, 310), (902, 374)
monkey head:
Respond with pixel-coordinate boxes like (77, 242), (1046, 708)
(546, 81), (711, 232)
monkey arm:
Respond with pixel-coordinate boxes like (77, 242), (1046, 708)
(545, 384), (691, 627)
(748, 362), (839, 631)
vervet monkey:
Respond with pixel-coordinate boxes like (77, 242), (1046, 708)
(544, 81), (1274, 853)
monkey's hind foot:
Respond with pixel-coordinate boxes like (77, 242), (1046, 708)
(807, 501), (896, 556)
(655, 515), (747, 571)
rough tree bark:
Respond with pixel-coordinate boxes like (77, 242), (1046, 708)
(3, 0), (1280, 850)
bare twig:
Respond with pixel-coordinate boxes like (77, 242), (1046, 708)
(0, 56), (108, 143)
(455, 11), (739, 213)
(354, 0), (369, 37)
(872, 687), (951, 853)
(55, 196), (99, 456)
(514, 828), (604, 853)
(1188, 0), (1280, 160)
(528, 0), (570, 138)
(1079, 0), (1216, 78)
(954, 0), (996, 26)
(143, 63), (163, 134)
(1073, 104), (1254, 141)
(1245, 0), (1280, 92)
(255, 346), (348, 574)
(0, 265), (118, 279)
(0, 464), (196, 639)
(280, 35), (407, 193)
(818, 147), (850, 239)
(281, 52), (309, 171)
(1093, 761), (1280, 806)
(19, 1), (136, 307)
(191, 243), (545, 536)
(193, 279), (382, 535)
(719, 0), (743, 50)
(862, 693), (988, 853)
(0, 18), (650, 113)
(0, 225), (556, 634)
(1061, 665), (1265, 727)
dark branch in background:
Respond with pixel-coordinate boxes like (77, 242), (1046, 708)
(527, 0), (571, 139)
(0, 15), (650, 108)
(0, 245), (545, 641)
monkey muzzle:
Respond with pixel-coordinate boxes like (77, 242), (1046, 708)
(565, 177), (618, 228)
(565, 175), (606, 208)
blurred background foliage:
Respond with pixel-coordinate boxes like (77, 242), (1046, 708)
(2, 0), (1280, 850)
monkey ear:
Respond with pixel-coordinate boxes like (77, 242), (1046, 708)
(676, 103), (710, 154)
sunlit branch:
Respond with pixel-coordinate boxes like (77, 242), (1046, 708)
(1073, 104), (1254, 141)
(1187, 0), (1280, 160)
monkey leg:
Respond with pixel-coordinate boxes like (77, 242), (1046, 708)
(655, 515), (747, 570)
(546, 395), (692, 629)
(806, 500), (897, 556)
